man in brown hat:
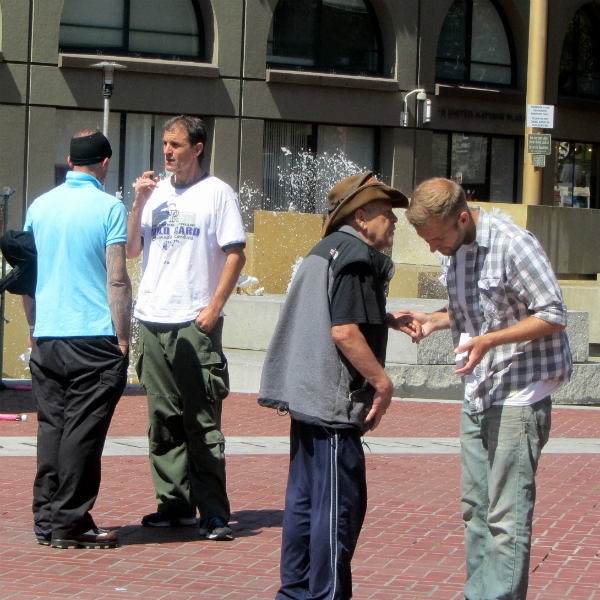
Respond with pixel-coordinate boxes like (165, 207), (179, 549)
(259, 172), (413, 599)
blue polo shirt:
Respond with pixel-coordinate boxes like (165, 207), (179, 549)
(24, 171), (127, 337)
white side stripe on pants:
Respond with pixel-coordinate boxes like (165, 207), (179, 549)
(330, 432), (339, 598)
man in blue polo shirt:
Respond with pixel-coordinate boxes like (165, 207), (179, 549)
(23, 129), (132, 549)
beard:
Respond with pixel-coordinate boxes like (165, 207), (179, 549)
(441, 221), (469, 256)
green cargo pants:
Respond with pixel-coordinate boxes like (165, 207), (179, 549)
(136, 318), (230, 522)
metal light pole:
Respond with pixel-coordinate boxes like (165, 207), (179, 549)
(400, 88), (427, 127)
(0, 186), (16, 388)
(90, 62), (125, 137)
(522, 0), (548, 205)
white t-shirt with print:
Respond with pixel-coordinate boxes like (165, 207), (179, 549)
(134, 175), (246, 323)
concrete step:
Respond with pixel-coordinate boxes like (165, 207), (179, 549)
(225, 347), (600, 404)
(226, 348), (266, 394)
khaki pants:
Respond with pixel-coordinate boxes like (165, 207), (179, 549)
(136, 318), (230, 521)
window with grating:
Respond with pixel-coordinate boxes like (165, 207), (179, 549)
(559, 5), (600, 97)
(59, 0), (205, 61)
(436, 0), (514, 86)
(267, 0), (382, 76)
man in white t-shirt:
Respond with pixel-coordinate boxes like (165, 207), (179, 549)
(126, 116), (246, 541)
(398, 178), (572, 600)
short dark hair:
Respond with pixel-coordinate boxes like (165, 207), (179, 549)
(163, 115), (207, 166)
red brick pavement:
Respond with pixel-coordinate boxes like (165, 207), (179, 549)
(3, 390), (600, 439)
(0, 390), (599, 599)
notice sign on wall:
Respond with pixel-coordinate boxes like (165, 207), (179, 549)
(526, 104), (555, 129)
(527, 133), (552, 155)
(531, 154), (546, 168)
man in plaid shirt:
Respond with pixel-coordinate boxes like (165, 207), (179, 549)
(399, 178), (572, 600)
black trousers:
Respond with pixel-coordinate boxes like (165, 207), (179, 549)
(30, 337), (128, 539)
(277, 420), (367, 600)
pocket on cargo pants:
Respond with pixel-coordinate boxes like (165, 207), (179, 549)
(191, 319), (230, 403)
(202, 357), (230, 403)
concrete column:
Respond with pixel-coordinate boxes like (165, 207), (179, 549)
(238, 118), (264, 232)
(0, 105), (26, 230)
(210, 117), (240, 191)
(389, 127), (417, 198)
(522, 0), (548, 205)
(26, 106), (57, 204)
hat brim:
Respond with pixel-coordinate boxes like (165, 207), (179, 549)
(321, 182), (408, 237)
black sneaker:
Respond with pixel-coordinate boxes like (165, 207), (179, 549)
(141, 510), (197, 527)
(201, 516), (233, 541)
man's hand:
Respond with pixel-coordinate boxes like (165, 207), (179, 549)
(386, 311), (423, 339)
(196, 305), (221, 333)
(363, 379), (393, 431)
(331, 323), (394, 432)
(127, 171), (160, 259)
(393, 309), (442, 343)
(134, 171), (159, 207)
(454, 335), (491, 376)
(454, 316), (566, 376)
(195, 247), (246, 334)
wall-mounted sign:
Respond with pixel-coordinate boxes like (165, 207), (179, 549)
(527, 133), (552, 155)
(437, 109), (524, 122)
(526, 104), (554, 129)
(531, 154), (546, 168)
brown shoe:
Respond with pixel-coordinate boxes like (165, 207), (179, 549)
(51, 528), (119, 549)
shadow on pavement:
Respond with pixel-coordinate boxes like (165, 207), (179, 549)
(117, 509), (284, 545)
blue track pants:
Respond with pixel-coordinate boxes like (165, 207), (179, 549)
(276, 419), (367, 600)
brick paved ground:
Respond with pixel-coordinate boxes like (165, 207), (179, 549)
(1, 389), (600, 599)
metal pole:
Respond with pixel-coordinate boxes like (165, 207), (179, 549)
(522, 0), (548, 205)
(0, 192), (10, 388)
(103, 97), (110, 137)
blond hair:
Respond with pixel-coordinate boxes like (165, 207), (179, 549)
(406, 178), (467, 228)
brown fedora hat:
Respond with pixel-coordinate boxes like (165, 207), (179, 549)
(321, 171), (408, 237)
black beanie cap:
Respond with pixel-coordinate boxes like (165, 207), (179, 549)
(70, 131), (113, 166)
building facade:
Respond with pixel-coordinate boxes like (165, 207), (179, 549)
(0, 0), (599, 232)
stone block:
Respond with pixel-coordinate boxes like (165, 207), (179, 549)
(388, 263), (445, 299)
(252, 210), (323, 295)
(417, 330), (455, 365)
(225, 349), (266, 393)
(552, 363), (600, 404)
(482, 202), (528, 229)
(384, 362), (600, 404)
(418, 271), (447, 299)
(223, 294), (284, 351)
(2, 293), (30, 380)
(566, 311), (589, 363)
(392, 210), (438, 266)
(561, 281), (600, 344)
(386, 364), (463, 400)
(385, 330), (417, 364)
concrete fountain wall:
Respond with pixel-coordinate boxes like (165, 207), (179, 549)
(220, 294), (598, 404)
(245, 206), (600, 342)
(2, 204), (600, 404)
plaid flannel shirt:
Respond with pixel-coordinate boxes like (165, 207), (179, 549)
(440, 208), (572, 413)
